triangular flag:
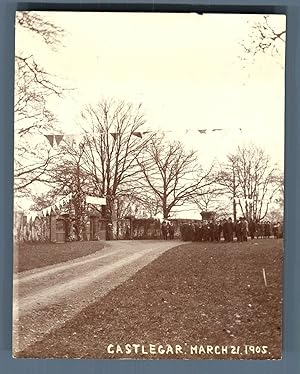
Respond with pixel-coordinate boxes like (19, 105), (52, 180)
(31, 211), (38, 222)
(44, 135), (54, 147)
(55, 134), (64, 146)
(64, 135), (74, 146)
(110, 133), (119, 141)
(42, 208), (48, 217)
(132, 132), (142, 138)
(25, 212), (30, 223)
(198, 129), (207, 134)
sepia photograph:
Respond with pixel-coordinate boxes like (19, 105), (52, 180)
(13, 11), (285, 359)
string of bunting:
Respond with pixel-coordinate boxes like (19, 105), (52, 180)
(25, 193), (107, 223)
(25, 193), (73, 223)
(43, 128), (243, 148)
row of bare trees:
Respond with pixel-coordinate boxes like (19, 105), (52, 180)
(26, 98), (283, 239)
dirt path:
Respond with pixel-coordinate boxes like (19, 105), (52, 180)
(13, 240), (182, 354)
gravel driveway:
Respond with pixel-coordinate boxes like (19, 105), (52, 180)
(13, 240), (182, 354)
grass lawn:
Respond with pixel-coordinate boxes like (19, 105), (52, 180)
(14, 241), (105, 273)
(17, 239), (283, 360)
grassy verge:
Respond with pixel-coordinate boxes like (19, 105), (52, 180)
(14, 241), (105, 273)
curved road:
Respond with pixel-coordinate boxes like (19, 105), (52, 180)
(13, 240), (182, 354)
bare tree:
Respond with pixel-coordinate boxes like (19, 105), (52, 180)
(15, 11), (66, 194)
(216, 155), (240, 222)
(37, 141), (94, 240)
(79, 99), (151, 224)
(240, 15), (285, 60)
(137, 134), (214, 219)
(192, 186), (230, 220)
(217, 145), (282, 221)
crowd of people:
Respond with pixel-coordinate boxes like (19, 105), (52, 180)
(179, 218), (283, 242)
(161, 220), (175, 240)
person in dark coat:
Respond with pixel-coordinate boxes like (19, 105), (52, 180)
(161, 221), (168, 240)
(208, 221), (214, 242)
(248, 219), (256, 239)
(222, 218), (228, 242)
(213, 222), (220, 242)
(241, 217), (248, 242)
(202, 223), (209, 242)
(218, 222), (223, 241)
(198, 224), (203, 242)
(168, 222), (175, 240)
(265, 221), (271, 238)
(235, 218), (242, 242)
(256, 222), (262, 238)
(227, 217), (234, 242)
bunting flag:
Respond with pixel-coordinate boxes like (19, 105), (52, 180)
(55, 134), (64, 146)
(44, 134), (54, 147)
(42, 127), (243, 149)
(64, 135), (75, 146)
(42, 208), (48, 217)
(25, 211), (39, 223)
(31, 211), (38, 222)
(24, 193), (74, 223)
(132, 132), (142, 138)
(110, 133), (119, 141)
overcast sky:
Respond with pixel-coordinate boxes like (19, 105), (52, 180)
(15, 12), (285, 166)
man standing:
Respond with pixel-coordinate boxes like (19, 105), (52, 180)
(222, 218), (228, 242)
(235, 218), (242, 242)
(241, 217), (248, 242)
(168, 222), (175, 240)
(161, 221), (168, 240)
(227, 217), (234, 242)
(248, 219), (256, 239)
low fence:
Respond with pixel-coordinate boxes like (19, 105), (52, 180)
(14, 211), (51, 242)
